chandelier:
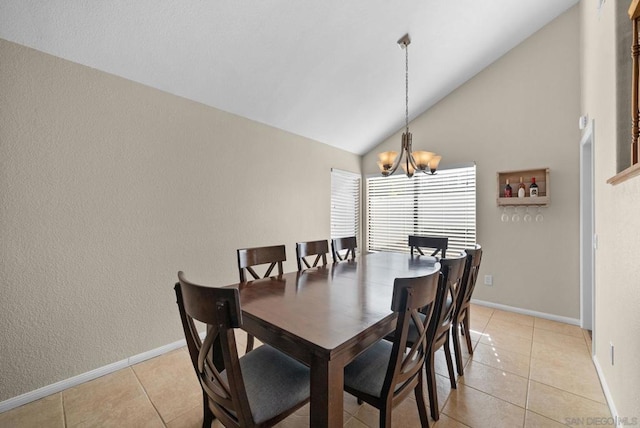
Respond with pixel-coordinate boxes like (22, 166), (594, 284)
(377, 34), (441, 178)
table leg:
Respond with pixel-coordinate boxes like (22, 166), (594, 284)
(310, 355), (344, 428)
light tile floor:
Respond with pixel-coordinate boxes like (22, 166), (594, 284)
(0, 304), (612, 427)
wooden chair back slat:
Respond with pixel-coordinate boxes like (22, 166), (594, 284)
(237, 245), (286, 282)
(331, 236), (357, 262)
(296, 240), (329, 271)
(408, 235), (448, 258)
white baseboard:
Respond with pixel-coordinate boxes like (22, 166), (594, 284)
(592, 355), (620, 426)
(0, 337), (190, 414)
(471, 299), (581, 326)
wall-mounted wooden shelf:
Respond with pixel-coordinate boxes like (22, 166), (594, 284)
(497, 168), (550, 206)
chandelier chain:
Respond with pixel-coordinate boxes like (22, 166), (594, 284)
(405, 41), (409, 134)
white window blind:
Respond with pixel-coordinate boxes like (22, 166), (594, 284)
(367, 164), (476, 255)
(331, 169), (361, 239)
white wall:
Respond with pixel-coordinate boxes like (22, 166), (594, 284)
(580, 0), (640, 420)
(0, 38), (361, 401)
(363, 7), (581, 319)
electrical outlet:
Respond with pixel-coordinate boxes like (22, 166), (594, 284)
(484, 275), (493, 286)
(610, 342), (615, 365)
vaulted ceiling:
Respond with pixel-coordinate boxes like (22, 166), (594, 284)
(0, 0), (578, 154)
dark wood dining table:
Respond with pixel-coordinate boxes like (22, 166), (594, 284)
(235, 251), (440, 428)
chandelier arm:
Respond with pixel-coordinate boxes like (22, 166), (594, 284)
(385, 146), (405, 176)
(405, 134), (421, 172)
(408, 151), (420, 171)
(421, 167), (437, 175)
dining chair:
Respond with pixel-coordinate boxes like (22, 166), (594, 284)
(175, 272), (310, 428)
(394, 252), (466, 421)
(451, 245), (483, 376)
(295, 239), (329, 271)
(408, 235), (448, 258)
(237, 244), (286, 353)
(424, 253), (466, 420)
(331, 236), (357, 262)
(343, 270), (440, 428)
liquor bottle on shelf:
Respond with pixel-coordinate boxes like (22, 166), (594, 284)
(517, 177), (526, 198)
(529, 177), (539, 197)
(504, 179), (512, 197)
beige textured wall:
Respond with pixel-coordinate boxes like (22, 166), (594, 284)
(0, 38), (360, 401)
(580, 0), (640, 420)
(363, 7), (581, 318)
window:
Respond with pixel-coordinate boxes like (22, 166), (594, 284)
(331, 169), (361, 240)
(367, 164), (476, 255)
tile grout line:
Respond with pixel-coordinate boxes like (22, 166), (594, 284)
(480, 307), (528, 428)
(530, 323), (605, 405)
(440, 392), (473, 428)
(438, 318), (478, 420)
(129, 366), (168, 427)
(523, 321), (537, 427)
(471, 342), (531, 378)
(525, 377), (608, 407)
(440, 307), (519, 427)
(461, 357), (530, 382)
(454, 381), (528, 411)
(453, 335), (532, 415)
(528, 379), (611, 406)
(441, 308), (539, 426)
(527, 323), (608, 424)
(534, 326), (590, 340)
(435, 327), (463, 420)
(61, 392), (68, 428)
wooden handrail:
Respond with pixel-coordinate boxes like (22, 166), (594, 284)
(630, 0), (640, 20)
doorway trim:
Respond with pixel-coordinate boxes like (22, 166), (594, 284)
(579, 119), (595, 349)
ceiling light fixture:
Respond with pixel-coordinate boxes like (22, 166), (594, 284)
(377, 34), (441, 177)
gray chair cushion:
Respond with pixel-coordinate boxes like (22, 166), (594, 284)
(222, 344), (310, 424)
(343, 340), (393, 398)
